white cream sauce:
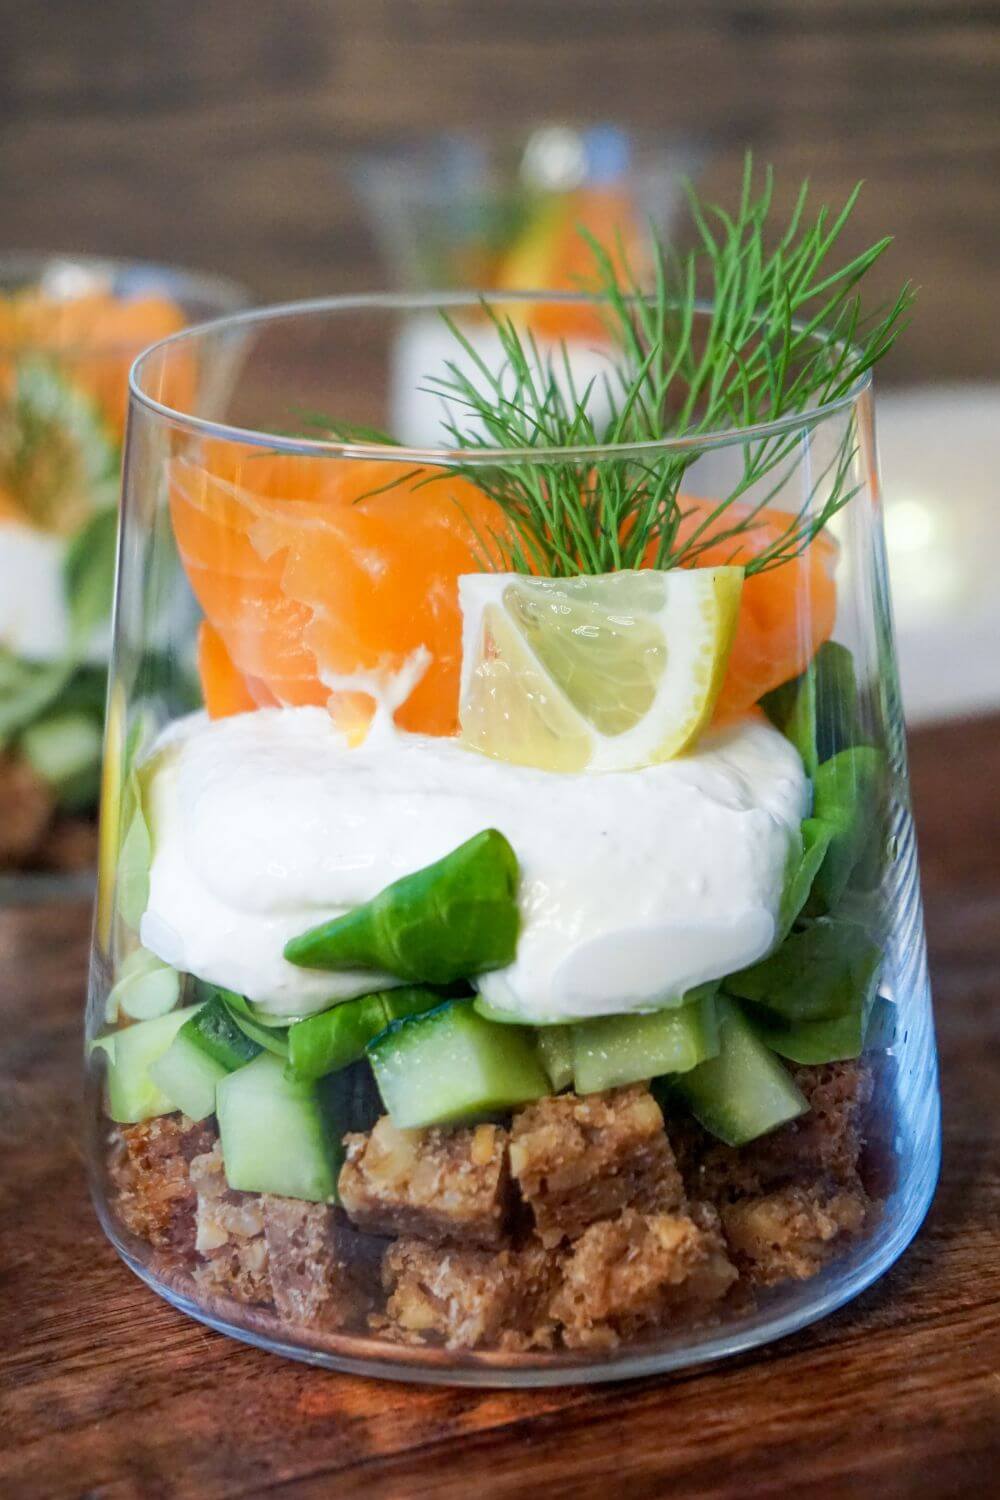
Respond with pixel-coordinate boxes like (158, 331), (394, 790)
(140, 707), (807, 1022)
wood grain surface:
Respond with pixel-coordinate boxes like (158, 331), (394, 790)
(2, 1), (1000, 385)
(1, 712), (998, 1500)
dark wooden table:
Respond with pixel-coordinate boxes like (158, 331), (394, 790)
(1, 714), (998, 1500)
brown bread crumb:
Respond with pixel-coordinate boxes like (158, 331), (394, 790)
(109, 1114), (216, 1257)
(510, 1085), (684, 1247)
(190, 1144), (271, 1304)
(383, 1237), (561, 1351)
(552, 1204), (738, 1350)
(721, 1179), (868, 1284)
(340, 1116), (511, 1248)
(670, 1060), (873, 1203)
(262, 1197), (382, 1331)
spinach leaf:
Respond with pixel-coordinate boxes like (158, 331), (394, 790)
(284, 828), (520, 984)
(808, 745), (886, 914)
(286, 985), (441, 1081)
(745, 976), (879, 1065)
(726, 913), (881, 1023)
(777, 816), (835, 942)
(763, 639), (864, 776)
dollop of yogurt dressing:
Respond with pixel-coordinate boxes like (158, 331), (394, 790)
(141, 706), (808, 1021)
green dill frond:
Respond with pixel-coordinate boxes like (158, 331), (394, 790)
(424, 155), (913, 577)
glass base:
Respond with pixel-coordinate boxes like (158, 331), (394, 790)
(94, 1134), (939, 1388)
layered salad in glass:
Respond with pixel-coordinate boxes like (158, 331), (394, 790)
(91, 166), (919, 1366)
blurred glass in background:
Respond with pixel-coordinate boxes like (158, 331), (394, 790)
(0, 255), (245, 896)
(353, 125), (701, 447)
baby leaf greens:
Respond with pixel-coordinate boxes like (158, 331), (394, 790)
(809, 746), (886, 913)
(742, 640), (889, 1064)
(287, 985), (443, 1082)
(284, 829), (520, 985)
(762, 640), (863, 778)
(727, 915), (881, 1024)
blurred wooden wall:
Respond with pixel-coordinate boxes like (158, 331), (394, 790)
(2, 0), (998, 383)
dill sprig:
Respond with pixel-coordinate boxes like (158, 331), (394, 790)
(425, 156), (913, 576)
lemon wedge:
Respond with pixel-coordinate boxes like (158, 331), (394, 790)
(458, 567), (744, 772)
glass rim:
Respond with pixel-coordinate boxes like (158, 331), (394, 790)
(0, 250), (249, 359)
(129, 289), (873, 465)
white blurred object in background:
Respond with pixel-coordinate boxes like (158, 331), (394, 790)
(878, 385), (1000, 725)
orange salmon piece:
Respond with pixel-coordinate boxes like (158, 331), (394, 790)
(174, 446), (510, 736)
(672, 495), (838, 722)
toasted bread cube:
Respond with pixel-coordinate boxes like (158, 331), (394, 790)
(721, 1180), (868, 1285)
(671, 1060), (873, 1203)
(383, 1237), (561, 1351)
(339, 1116), (511, 1248)
(108, 1113), (216, 1256)
(552, 1204), (737, 1349)
(190, 1144), (271, 1305)
(262, 1197), (381, 1331)
(510, 1085), (684, 1247)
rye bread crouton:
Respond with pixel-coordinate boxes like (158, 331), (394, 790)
(721, 1179), (868, 1284)
(262, 1197), (382, 1331)
(670, 1060), (873, 1204)
(510, 1086), (684, 1247)
(189, 1144), (271, 1304)
(552, 1203), (738, 1350)
(382, 1237), (561, 1351)
(109, 1113), (216, 1257)
(339, 1116), (511, 1248)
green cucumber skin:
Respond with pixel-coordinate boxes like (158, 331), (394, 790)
(182, 995), (263, 1071)
(287, 986), (440, 1082)
(284, 828), (520, 984)
(367, 1000), (549, 1129)
(669, 995), (808, 1146)
(571, 995), (719, 1095)
(216, 1053), (346, 1203)
(205, 987), (289, 1058)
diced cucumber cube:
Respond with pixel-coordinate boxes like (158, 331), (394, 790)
(98, 1004), (201, 1123)
(670, 994), (808, 1145)
(149, 1035), (227, 1122)
(536, 1026), (574, 1092)
(571, 993), (719, 1095)
(148, 995), (264, 1122)
(216, 1053), (344, 1202)
(181, 994), (263, 1071)
(368, 1000), (549, 1128)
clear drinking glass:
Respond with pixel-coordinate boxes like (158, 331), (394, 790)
(86, 293), (940, 1385)
(0, 254), (246, 895)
